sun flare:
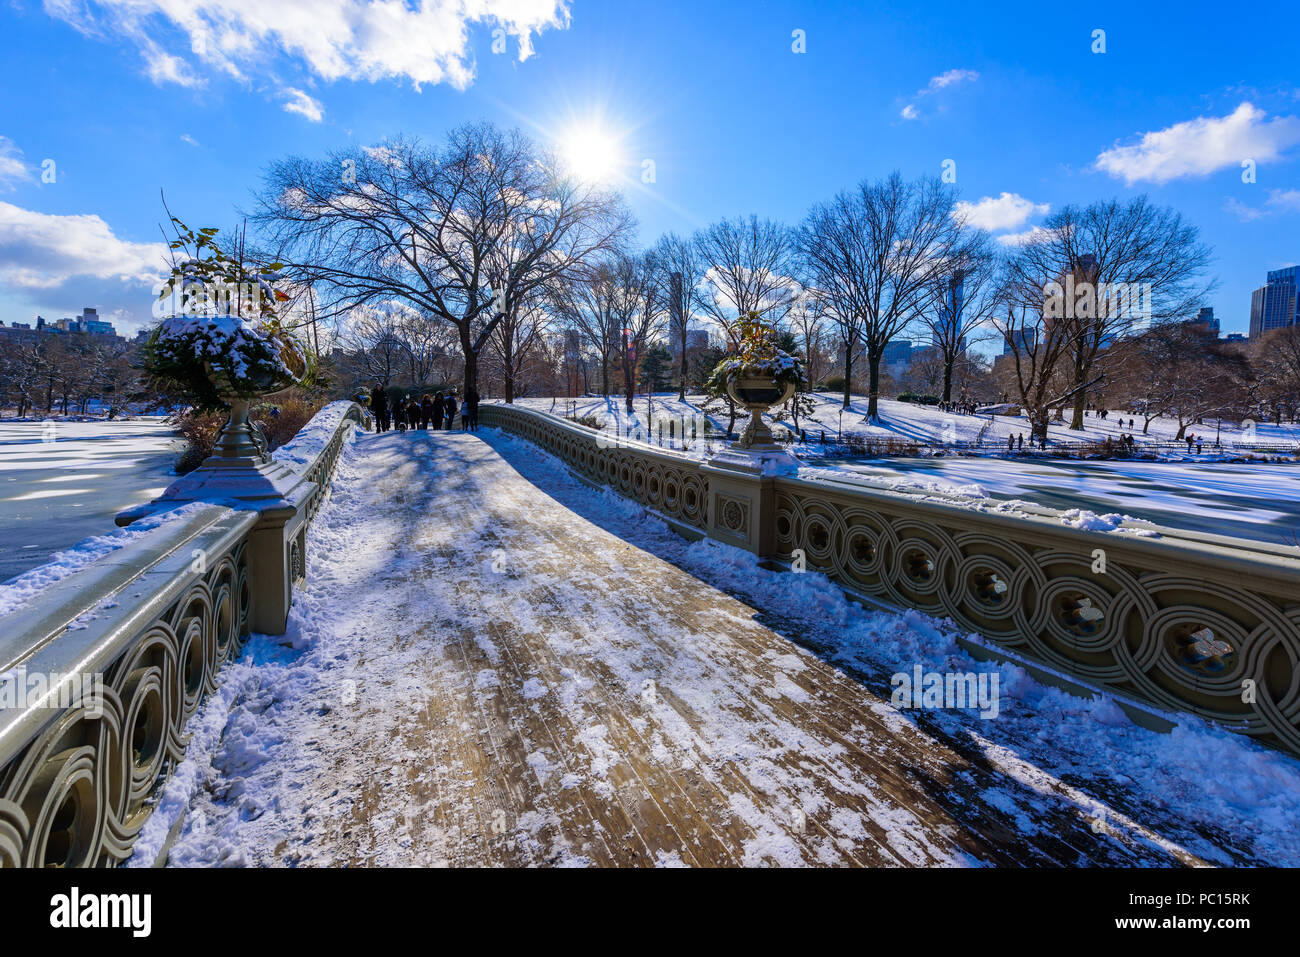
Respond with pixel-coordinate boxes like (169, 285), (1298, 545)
(559, 124), (624, 184)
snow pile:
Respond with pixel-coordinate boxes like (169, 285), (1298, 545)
(1058, 509), (1127, 531)
(1058, 509), (1161, 538)
(155, 314), (295, 386)
(272, 400), (360, 475)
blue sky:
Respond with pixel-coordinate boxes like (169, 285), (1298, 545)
(0, 0), (1297, 337)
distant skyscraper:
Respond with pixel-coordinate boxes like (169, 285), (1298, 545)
(1001, 328), (1038, 355)
(933, 271), (966, 351)
(882, 339), (913, 366)
(1192, 306), (1220, 338)
(1249, 267), (1299, 338)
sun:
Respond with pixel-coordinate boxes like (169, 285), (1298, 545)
(559, 124), (624, 184)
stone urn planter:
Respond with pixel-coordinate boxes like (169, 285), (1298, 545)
(726, 369), (796, 450)
(202, 345), (303, 466)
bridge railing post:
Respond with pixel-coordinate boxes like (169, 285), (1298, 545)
(699, 448), (797, 557)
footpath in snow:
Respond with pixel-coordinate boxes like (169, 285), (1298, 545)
(147, 426), (1300, 867)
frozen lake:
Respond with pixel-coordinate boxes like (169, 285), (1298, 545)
(0, 418), (182, 582)
(823, 456), (1300, 546)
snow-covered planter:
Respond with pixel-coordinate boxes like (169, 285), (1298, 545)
(707, 315), (805, 449)
(146, 314), (306, 411)
(143, 217), (311, 463)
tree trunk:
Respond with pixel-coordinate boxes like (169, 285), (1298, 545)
(461, 334), (478, 402)
(678, 328), (687, 402)
(842, 345), (852, 410)
(867, 353), (882, 419)
(942, 360), (953, 405)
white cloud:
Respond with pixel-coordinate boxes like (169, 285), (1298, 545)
(1094, 102), (1300, 185)
(1267, 188), (1300, 212)
(899, 68), (979, 121)
(179, 133), (201, 147)
(1224, 188), (1300, 222)
(0, 137), (31, 189)
(44, 0), (572, 91)
(996, 225), (1055, 247)
(954, 192), (1048, 232)
(0, 201), (165, 291)
(1224, 197), (1267, 222)
(282, 87), (324, 122)
(928, 69), (979, 91)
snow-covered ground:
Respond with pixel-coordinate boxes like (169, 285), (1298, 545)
(0, 418), (182, 582)
(820, 457), (1300, 547)
(520, 392), (1300, 454)
(140, 425), (1300, 867)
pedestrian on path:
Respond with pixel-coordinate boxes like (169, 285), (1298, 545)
(467, 386), (480, 432)
(443, 391), (458, 429)
(431, 391), (445, 430)
(460, 396), (471, 431)
(371, 383), (389, 433)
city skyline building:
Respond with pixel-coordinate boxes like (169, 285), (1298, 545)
(1249, 267), (1299, 338)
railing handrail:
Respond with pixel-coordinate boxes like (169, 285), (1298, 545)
(488, 402), (1300, 571)
(0, 507), (258, 769)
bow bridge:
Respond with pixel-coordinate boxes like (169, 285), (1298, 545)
(1, 401), (1297, 867)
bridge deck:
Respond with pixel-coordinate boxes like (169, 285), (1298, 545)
(166, 427), (1272, 867)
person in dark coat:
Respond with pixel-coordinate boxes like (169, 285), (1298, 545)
(442, 391), (458, 429)
(370, 383), (389, 432)
(420, 394), (433, 430)
(466, 386), (480, 432)
(431, 391), (445, 430)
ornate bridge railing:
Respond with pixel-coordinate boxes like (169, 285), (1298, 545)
(479, 403), (1300, 755)
(0, 400), (366, 867)
(479, 404), (711, 532)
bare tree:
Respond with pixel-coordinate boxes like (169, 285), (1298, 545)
(917, 231), (1001, 404)
(695, 215), (798, 343)
(487, 287), (553, 403)
(799, 173), (964, 418)
(550, 260), (622, 397)
(255, 124), (630, 399)
(996, 256), (1096, 444)
(1013, 197), (1214, 430)
(612, 252), (665, 414)
(785, 288), (831, 388)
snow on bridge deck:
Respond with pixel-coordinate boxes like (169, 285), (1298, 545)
(150, 426), (1300, 867)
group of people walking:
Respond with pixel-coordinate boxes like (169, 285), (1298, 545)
(369, 385), (479, 433)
